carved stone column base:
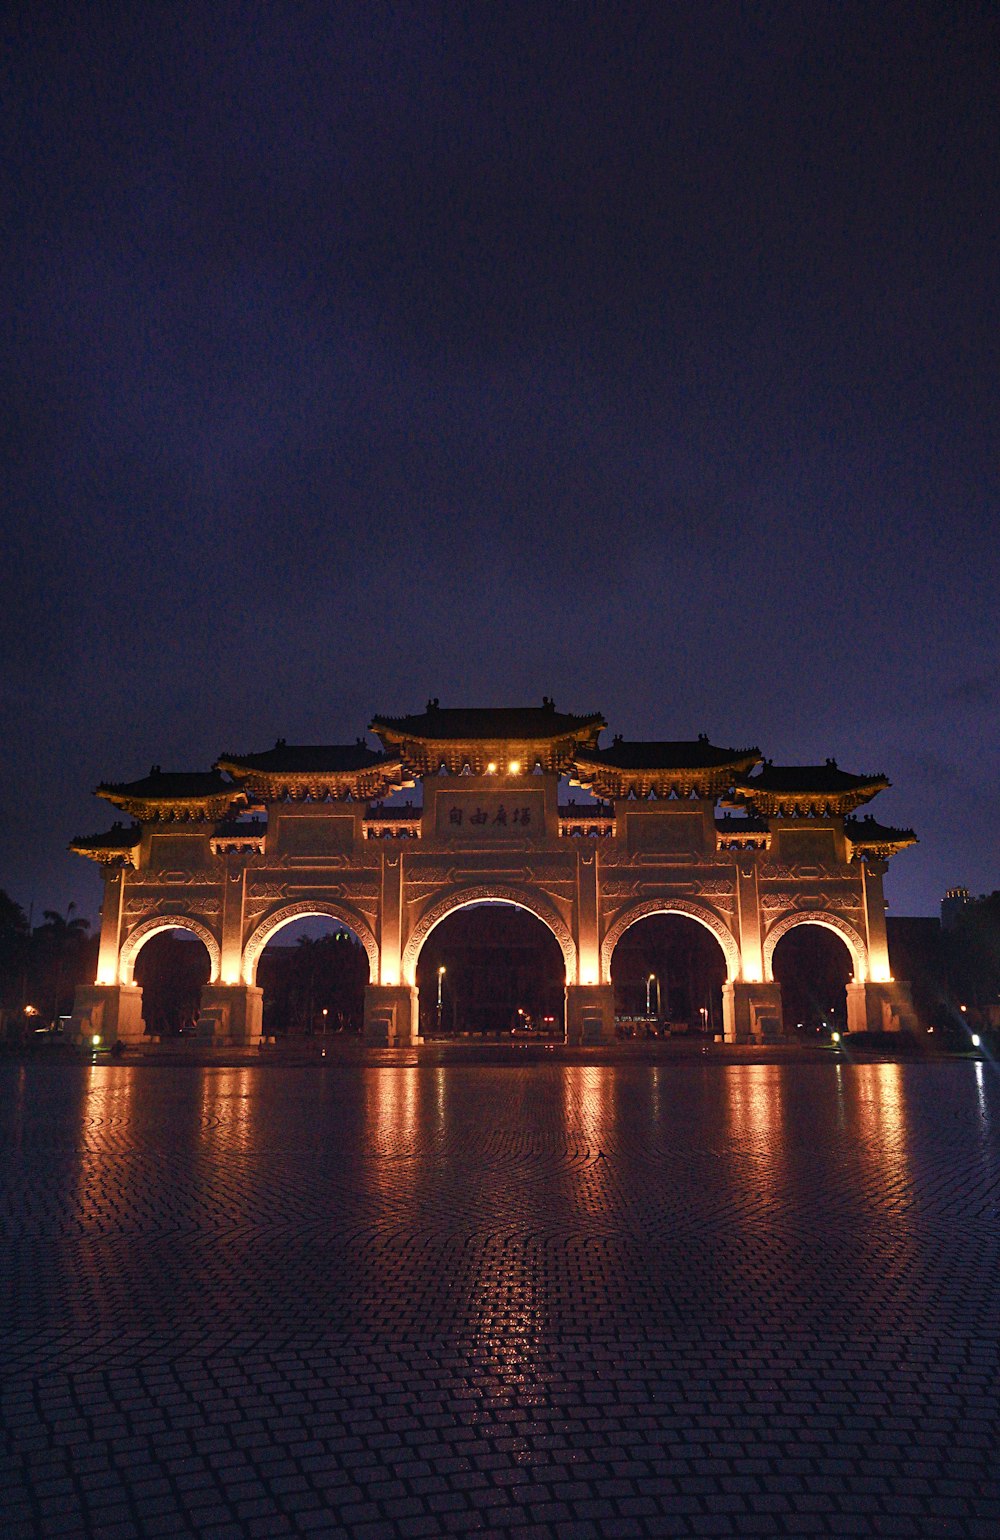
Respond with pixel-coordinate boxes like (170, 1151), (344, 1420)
(364, 985), (421, 1045)
(70, 984), (145, 1046)
(847, 981), (919, 1034)
(565, 984), (615, 1045)
(198, 985), (263, 1046)
(723, 981), (784, 1043)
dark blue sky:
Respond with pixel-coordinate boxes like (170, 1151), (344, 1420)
(3, 2), (998, 921)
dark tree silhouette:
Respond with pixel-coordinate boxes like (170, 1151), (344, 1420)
(31, 904), (93, 1022)
(0, 890), (30, 1013)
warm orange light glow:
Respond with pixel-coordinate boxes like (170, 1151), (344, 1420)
(508, 760), (521, 775)
(96, 972), (116, 987)
(486, 761), (497, 774)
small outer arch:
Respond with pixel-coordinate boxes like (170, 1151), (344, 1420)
(762, 910), (868, 984)
(118, 916), (221, 985)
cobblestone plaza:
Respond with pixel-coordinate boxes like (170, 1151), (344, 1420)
(2, 1061), (998, 1538)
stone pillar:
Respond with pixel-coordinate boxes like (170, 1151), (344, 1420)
(197, 984), (264, 1046)
(219, 855), (247, 985)
(723, 981), (784, 1043)
(735, 858), (765, 984)
(379, 849), (403, 986)
(70, 983), (145, 1046)
(96, 865), (127, 984)
(576, 849), (601, 985)
(860, 860), (892, 983)
(847, 980), (919, 1035)
(364, 984), (421, 1045)
(565, 984), (615, 1045)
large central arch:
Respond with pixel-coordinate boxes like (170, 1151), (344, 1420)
(401, 884), (577, 985)
(600, 899), (741, 982)
(762, 911), (868, 984)
(242, 901), (380, 985)
(119, 916), (221, 985)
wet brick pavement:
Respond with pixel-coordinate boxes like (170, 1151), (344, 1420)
(1, 1060), (998, 1538)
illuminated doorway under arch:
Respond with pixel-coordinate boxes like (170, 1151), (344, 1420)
(771, 923), (855, 1039)
(415, 903), (567, 1039)
(609, 913), (728, 1036)
(255, 916), (370, 1038)
(133, 928), (213, 1038)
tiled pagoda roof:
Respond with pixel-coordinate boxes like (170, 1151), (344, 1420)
(715, 813), (770, 833)
(209, 815), (268, 853)
(215, 741), (407, 802)
(96, 768), (243, 822)
(731, 760), (889, 816)
(68, 822), (142, 864)
(371, 699), (605, 774)
(714, 813), (771, 849)
(572, 736), (760, 800)
(372, 701), (604, 741)
(844, 815), (917, 858)
(217, 742), (393, 774)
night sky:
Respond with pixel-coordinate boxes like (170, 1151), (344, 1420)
(3, 2), (998, 923)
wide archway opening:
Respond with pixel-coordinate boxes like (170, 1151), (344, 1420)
(256, 916), (370, 1038)
(771, 923), (854, 1038)
(133, 928), (213, 1037)
(610, 913), (727, 1037)
(415, 903), (566, 1039)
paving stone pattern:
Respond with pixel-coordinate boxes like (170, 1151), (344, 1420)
(1, 1061), (998, 1538)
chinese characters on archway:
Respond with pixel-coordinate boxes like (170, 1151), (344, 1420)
(449, 805), (532, 828)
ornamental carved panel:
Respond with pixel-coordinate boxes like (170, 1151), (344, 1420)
(124, 895), (221, 917)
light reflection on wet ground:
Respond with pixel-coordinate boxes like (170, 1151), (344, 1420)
(1, 1062), (998, 1536)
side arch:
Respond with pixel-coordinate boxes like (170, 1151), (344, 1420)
(600, 899), (741, 982)
(401, 884), (577, 985)
(762, 911), (868, 984)
(241, 901), (379, 985)
(119, 916), (221, 985)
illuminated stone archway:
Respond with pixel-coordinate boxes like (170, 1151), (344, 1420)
(241, 901), (380, 986)
(762, 911), (868, 985)
(401, 884), (577, 986)
(118, 916), (221, 986)
(73, 701), (919, 1047)
(600, 899), (741, 984)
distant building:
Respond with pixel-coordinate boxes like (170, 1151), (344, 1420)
(941, 887), (971, 931)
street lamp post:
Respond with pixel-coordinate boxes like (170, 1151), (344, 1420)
(437, 965), (446, 1034)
